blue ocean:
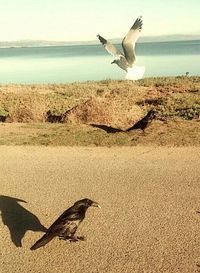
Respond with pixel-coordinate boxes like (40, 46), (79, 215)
(0, 40), (199, 83)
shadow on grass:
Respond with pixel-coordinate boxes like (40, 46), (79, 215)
(0, 195), (47, 247)
(90, 124), (124, 133)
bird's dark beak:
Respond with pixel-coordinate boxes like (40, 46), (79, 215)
(92, 201), (101, 209)
(111, 61), (115, 64)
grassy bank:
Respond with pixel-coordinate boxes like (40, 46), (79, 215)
(0, 76), (199, 146)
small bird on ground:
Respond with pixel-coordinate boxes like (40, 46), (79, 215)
(90, 109), (156, 134)
(126, 109), (156, 132)
(185, 72), (189, 76)
(97, 17), (145, 80)
(30, 198), (101, 250)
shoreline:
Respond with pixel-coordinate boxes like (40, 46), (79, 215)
(0, 37), (200, 49)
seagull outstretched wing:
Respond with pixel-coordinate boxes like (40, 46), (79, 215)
(97, 35), (123, 58)
(122, 17), (143, 65)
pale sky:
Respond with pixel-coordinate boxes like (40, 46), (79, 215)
(0, 0), (199, 41)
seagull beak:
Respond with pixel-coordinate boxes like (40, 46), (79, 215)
(92, 201), (101, 209)
(111, 61), (114, 64)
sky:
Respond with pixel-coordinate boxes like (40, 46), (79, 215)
(0, 0), (199, 41)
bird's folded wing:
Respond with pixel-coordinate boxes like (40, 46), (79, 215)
(47, 212), (81, 234)
(97, 35), (123, 57)
(49, 210), (81, 227)
(122, 17), (143, 65)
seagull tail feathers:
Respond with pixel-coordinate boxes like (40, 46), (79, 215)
(125, 66), (145, 80)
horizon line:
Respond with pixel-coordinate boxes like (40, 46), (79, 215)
(0, 34), (200, 43)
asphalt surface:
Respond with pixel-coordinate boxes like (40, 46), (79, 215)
(1, 146), (200, 273)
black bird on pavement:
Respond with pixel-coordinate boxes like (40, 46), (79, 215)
(30, 198), (101, 250)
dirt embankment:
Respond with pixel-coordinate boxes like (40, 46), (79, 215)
(0, 77), (199, 146)
(0, 77), (199, 125)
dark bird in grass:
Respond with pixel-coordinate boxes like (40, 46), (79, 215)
(0, 115), (6, 122)
(90, 110), (156, 134)
(126, 109), (156, 132)
(30, 198), (101, 250)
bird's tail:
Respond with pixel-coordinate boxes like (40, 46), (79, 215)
(126, 66), (145, 80)
(30, 233), (54, 250)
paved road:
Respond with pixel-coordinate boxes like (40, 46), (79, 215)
(1, 146), (200, 273)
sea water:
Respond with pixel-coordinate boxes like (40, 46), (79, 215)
(0, 40), (199, 83)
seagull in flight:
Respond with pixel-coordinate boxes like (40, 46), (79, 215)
(97, 17), (145, 80)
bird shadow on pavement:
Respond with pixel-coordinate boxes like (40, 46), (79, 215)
(0, 195), (47, 247)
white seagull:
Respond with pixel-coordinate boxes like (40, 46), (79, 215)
(97, 17), (145, 80)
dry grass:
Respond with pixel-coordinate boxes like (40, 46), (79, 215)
(0, 80), (147, 124)
(0, 76), (199, 146)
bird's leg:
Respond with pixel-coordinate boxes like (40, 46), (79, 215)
(141, 129), (147, 135)
(69, 235), (86, 242)
(58, 235), (79, 242)
(58, 235), (69, 241)
(68, 236), (79, 243)
(77, 235), (86, 241)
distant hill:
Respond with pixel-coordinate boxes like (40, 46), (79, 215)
(139, 34), (200, 43)
(0, 35), (199, 48)
(0, 40), (69, 48)
(102, 35), (200, 44)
